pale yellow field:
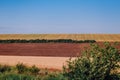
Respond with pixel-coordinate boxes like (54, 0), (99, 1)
(0, 34), (120, 42)
(0, 56), (73, 70)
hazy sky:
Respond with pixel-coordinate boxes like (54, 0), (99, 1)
(0, 0), (120, 34)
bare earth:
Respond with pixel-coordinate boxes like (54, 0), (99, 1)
(0, 43), (89, 70)
(0, 43), (90, 57)
(0, 43), (119, 70)
(0, 56), (72, 70)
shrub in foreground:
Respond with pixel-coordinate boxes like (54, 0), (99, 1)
(0, 73), (41, 80)
(0, 63), (67, 80)
(0, 65), (11, 73)
(29, 65), (40, 75)
(0, 73), (68, 80)
(42, 73), (67, 80)
(16, 63), (28, 74)
(63, 42), (120, 80)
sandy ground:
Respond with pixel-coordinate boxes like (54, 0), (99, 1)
(0, 56), (73, 70)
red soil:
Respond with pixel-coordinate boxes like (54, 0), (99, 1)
(0, 43), (90, 57)
(0, 42), (120, 57)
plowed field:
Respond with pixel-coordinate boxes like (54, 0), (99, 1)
(0, 43), (90, 57)
(0, 42), (120, 57)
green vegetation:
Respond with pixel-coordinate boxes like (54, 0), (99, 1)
(29, 65), (40, 75)
(0, 73), (40, 80)
(0, 39), (96, 43)
(63, 42), (120, 80)
(0, 63), (66, 80)
(0, 65), (11, 73)
(0, 73), (68, 80)
(0, 42), (120, 80)
(16, 63), (28, 74)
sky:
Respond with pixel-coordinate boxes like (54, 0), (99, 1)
(0, 0), (120, 34)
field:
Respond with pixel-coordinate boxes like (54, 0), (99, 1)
(0, 43), (90, 57)
(0, 34), (120, 42)
(0, 56), (71, 70)
(0, 34), (120, 80)
(0, 34), (120, 70)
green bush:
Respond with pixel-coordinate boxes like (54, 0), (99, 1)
(29, 65), (40, 75)
(0, 65), (11, 73)
(16, 63), (28, 74)
(63, 42), (120, 80)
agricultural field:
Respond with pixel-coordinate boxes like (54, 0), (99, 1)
(0, 34), (120, 80)
(0, 34), (120, 42)
(0, 34), (120, 63)
(0, 43), (90, 57)
(0, 41), (120, 80)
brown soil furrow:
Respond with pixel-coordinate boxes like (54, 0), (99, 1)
(0, 43), (89, 57)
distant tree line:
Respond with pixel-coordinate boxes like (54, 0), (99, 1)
(0, 39), (96, 43)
